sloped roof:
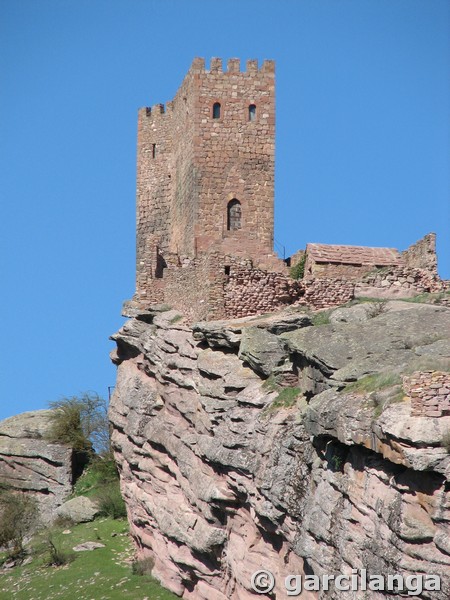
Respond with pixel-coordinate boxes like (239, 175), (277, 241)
(306, 243), (403, 266)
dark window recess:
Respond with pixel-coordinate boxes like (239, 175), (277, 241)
(155, 250), (167, 278)
(212, 102), (221, 119)
(227, 199), (242, 231)
(224, 266), (231, 276)
(152, 144), (157, 158)
(249, 104), (256, 121)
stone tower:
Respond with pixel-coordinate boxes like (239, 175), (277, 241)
(135, 57), (277, 306)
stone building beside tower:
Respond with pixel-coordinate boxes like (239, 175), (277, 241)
(125, 57), (445, 322)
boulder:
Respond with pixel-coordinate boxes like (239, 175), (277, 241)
(0, 410), (74, 522)
(73, 541), (105, 552)
(238, 327), (290, 376)
(55, 496), (99, 523)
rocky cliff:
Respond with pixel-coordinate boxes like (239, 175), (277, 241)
(109, 299), (450, 599)
(0, 410), (75, 522)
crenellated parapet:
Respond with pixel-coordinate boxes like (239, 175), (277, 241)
(188, 56), (275, 75)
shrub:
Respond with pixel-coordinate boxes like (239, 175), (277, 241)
(93, 482), (127, 519)
(39, 529), (75, 567)
(290, 254), (306, 280)
(47, 392), (110, 455)
(366, 301), (388, 318)
(0, 491), (38, 559)
(132, 556), (155, 576)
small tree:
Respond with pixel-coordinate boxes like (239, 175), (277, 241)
(0, 491), (38, 559)
(47, 392), (110, 456)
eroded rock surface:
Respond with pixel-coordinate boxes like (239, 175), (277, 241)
(0, 410), (74, 521)
(110, 302), (450, 599)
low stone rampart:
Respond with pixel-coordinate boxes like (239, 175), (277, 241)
(404, 371), (450, 417)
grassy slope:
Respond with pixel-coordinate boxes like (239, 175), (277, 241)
(0, 518), (177, 600)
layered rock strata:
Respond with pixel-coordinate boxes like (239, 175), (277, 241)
(110, 301), (450, 599)
(0, 410), (74, 521)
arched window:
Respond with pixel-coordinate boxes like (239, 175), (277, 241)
(227, 199), (241, 231)
(248, 104), (256, 121)
(212, 102), (221, 119)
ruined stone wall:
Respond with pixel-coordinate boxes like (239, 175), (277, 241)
(224, 273), (356, 319)
(298, 278), (356, 310)
(357, 265), (445, 298)
(289, 249), (305, 268)
(402, 233), (438, 273)
(161, 253), (227, 323)
(224, 267), (301, 319)
(404, 371), (450, 417)
(136, 106), (173, 300)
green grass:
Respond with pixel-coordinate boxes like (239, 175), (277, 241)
(169, 314), (183, 324)
(71, 457), (119, 496)
(405, 356), (450, 374)
(262, 387), (303, 415)
(403, 290), (450, 305)
(0, 518), (177, 600)
(262, 374), (280, 392)
(311, 310), (332, 326)
(347, 296), (385, 305)
(371, 388), (405, 419)
(344, 372), (402, 394)
(71, 465), (105, 499)
(344, 372), (405, 418)
(272, 387), (302, 408)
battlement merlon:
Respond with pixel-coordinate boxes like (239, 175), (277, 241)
(138, 57), (275, 122)
(188, 56), (275, 75)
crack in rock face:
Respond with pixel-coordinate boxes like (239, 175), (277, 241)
(109, 302), (450, 599)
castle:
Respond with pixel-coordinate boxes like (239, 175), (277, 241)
(125, 57), (445, 322)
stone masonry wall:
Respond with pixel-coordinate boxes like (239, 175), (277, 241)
(193, 58), (275, 253)
(298, 278), (356, 310)
(404, 371), (450, 417)
(305, 262), (376, 281)
(136, 57), (276, 303)
(357, 265), (445, 298)
(224, 267), (302, 319)
(402, 233), (438, 272)
(136, 106), (173, 300)
(161, 253), (229, 323)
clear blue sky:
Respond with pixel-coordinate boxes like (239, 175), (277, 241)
(0, 0), (449, 421)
